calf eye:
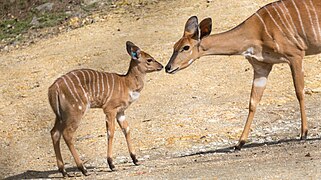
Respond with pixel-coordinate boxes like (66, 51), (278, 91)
(183, 45), (190, 51)
(147, 59), (153, 62)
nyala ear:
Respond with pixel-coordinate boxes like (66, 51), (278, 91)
(126, 41), (141, 60)
(199, 18), (212, 39)
(183, 16), (199, 40)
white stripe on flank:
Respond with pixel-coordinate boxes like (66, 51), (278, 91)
(78, 70), (88, 93)
(303, 0), (317, 41)
(255, 12), (280, 50)
(104, 73), (114, 105)
(71, 71), (89, 104)
(89, 70), (96, 98)
(280, 1), (305, 47)
(61, 76), (78, 103)
(55, 83), (61, 117)
(100, 72), (105, 99)
(291, 0), (308, 42)
(264, 6), (293, 47)
(308, 0), (321, 41)
(83, 70), (92, 98)
(275, 3), (294, 34)
(65, 74), (85, 106)
(95, 71), (100, 98)
(272, 3), (300, 46)
(103, 73), (110, 105)
(255, 12), (273, 40)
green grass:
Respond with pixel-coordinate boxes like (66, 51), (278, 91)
(0, 12), (68, 41)
(37, 12), (68, 28)
(0, 17), (32, 40)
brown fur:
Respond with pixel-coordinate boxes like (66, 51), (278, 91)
(165, 0), (321, 150)
(49, 41), (163, 177)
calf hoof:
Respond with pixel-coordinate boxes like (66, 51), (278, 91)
(107, 157), (116, 171)
(58, 168), (68, 177)
(130, 153), (140, 166)
(78, 166), (89, 176)
(234, 140), (245, 151)
(300, 131), (308, 140)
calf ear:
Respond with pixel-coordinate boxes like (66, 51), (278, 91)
(183, 16), (199, 40)
(126, 41), (141, 60)
(199, 18), (212, 39)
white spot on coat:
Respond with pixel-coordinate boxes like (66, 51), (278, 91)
(242, 47), (254, 58)
(117, 115), (126, 122)
(253, 77), (267, 87)
(129, 91), (140, 102)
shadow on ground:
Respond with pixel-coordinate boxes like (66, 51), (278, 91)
(4, 137), (321, 179)
(178, 137), (321, 157)
(3, 166), (105, 179)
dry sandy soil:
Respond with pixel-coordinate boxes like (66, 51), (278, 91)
(1, 0), (321, 179)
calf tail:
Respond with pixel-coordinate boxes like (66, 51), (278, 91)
(48, 83), (62, 120)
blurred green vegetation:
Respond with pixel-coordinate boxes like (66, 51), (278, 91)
(0, 0), (90, 41)
(0, 0), (155, 43)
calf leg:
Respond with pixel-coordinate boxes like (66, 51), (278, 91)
(62, 119), (88, 176)
(116, 112), (139, 165)
(105, 111), (117, 171)
(50, 117), (67, 177)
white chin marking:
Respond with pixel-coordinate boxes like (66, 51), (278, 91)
(253, 77), (267, 87)
(188, 59), (194, 65)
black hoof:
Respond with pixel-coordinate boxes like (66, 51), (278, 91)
(234, 140), (245, 151)
(107, 157), (116, 171)
(78, 166), (89, 176)
(59, 168), (68, 177)
(300, 135), (307, 140)
(130, 153), (139, 166)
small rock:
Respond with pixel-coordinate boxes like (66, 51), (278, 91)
(30, 16), (40, 26)
(143, 155), (150, 160)
(311, 88), (321, 93)
(83, 0), (99, 5)
(116, 156), (129, 163)
(305, 153), (311, 157)
(36, 2), (54, 12)
(3, 46), (9, 51)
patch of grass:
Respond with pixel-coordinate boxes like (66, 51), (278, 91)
(37, 12), (68, 28)
(0, 17), (32, 40)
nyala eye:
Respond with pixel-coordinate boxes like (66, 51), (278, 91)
(147, 59), (153, 63)
(183, 45), (190, 51)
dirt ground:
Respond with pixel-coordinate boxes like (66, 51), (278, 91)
(1, 0), (321, 179)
